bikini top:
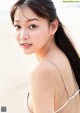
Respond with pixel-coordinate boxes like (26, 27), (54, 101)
(26, 59), (80, 113)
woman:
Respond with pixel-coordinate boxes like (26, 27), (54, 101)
(10, 0), (80, 113)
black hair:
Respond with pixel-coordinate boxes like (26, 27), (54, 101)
(10, 0), (80, 88)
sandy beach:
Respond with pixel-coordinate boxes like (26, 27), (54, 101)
(0, 7), (80, 113)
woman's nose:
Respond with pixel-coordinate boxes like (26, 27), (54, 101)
(20, 30), (29, 40)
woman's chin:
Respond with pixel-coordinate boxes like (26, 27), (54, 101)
(23, 50), (34, 55)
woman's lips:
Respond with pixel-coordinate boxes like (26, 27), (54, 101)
(21, 43), (32, 49)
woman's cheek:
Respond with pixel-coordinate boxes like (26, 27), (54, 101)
(15, 33), (20, 44)
(15, 31), (20, 40)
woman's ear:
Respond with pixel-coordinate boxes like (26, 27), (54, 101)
(50, 19), (58, 35)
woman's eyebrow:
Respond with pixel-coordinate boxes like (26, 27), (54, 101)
(14, 20), (20, 23)
(26, 18), (40, 22)
(14, 18), (40, 23)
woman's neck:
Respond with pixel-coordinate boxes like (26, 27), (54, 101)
(36, 40), (59, 61)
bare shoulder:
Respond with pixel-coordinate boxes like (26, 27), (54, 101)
(28, 60), (61, 91)
(29, 60), (60, 80)
(28, 61), (59, 113)
(28, 61), (60, 112)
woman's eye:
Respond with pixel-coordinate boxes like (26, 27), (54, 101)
(14, 25), (21, 30)
(29, 24), (37, 29)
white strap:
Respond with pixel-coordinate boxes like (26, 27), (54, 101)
(54, 89), (80, 113)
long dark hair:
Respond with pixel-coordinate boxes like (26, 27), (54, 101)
(10, 0), (80, 88)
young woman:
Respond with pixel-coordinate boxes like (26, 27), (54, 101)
(10, 0), (80, 113)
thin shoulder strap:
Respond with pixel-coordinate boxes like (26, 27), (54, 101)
(54, 89), (80, 113)
(27, 92), (34, 113)
(41, 58), (70, 97)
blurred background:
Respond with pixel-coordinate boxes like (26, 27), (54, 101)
(0, 0), (80, 113)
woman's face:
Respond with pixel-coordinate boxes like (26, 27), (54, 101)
(14, 6), (55, 55)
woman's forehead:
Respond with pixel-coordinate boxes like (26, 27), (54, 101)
(14, 6), (47, 23)
(14, 6), (40, 20)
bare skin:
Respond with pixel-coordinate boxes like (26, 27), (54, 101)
(14, 6), (80, 113)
